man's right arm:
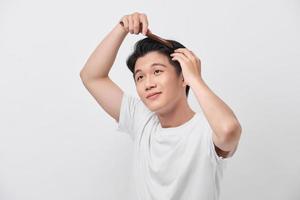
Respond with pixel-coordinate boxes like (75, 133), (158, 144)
(80, 12), (149, 122)
(80, 22), (128, 79)
(79, 22), (128, 122)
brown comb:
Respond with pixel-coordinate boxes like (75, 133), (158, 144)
(119, 21), (174, 49)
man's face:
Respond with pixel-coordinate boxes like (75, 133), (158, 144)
(134, 51), (185, 113)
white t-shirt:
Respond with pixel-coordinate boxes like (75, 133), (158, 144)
(115, 92), (234, 200)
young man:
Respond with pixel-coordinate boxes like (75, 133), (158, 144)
(80, 12), (242, 200)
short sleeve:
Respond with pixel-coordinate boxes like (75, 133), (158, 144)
(115, 92), (145, 141)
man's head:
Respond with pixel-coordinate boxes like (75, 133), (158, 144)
(126, 37), (190, 113)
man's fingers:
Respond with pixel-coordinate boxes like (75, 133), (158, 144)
(139, 14), (148, 35)
(122, 12), (149, 35)
(172, 52), (189, 62)
(175, 48), (197, 63)
(128, 15), (134, 34)
(133, 14), (140, 34)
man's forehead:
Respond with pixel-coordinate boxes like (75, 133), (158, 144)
(135, 52), (168, 73)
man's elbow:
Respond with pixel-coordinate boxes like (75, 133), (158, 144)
(221, 123), (242, 151)
(224, 121), (242, 139)
(80, 70), (87, 79)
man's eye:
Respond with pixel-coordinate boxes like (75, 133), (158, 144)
(137, 75), (143, 81)
(154, 70), (162, 74)
(136, 70), (162, 81)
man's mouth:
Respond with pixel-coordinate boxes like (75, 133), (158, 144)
(147, 92), (162, 100)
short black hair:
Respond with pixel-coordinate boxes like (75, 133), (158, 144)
(126, 37), (190, 97)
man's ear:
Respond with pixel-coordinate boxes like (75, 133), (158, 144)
(181, 74), (187, 87)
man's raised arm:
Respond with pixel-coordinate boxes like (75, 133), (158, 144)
(79, 12), (149, 122)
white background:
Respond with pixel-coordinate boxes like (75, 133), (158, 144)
(1, 0), (299, 199)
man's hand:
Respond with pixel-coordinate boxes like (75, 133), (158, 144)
(119, 12), (150, 36)
(170, 48), (202, 87)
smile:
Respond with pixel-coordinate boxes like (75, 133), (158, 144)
(147, 93), (161, 100)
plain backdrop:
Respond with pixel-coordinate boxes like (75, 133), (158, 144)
(1, 0), (299, 199)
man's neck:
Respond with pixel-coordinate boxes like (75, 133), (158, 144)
(157, 97), (195, 128)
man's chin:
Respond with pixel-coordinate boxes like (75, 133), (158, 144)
(145, 101), (163, 112)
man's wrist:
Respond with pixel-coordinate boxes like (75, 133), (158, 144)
(189, 77), (206, 88)
(116, 21), (128, 36)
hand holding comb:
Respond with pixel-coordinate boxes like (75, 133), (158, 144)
(119, 21), (174, 49)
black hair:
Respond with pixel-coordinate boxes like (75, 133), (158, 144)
(126, 37), (190, 97)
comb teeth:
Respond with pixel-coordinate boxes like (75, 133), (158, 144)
(119, 21), (174, 49)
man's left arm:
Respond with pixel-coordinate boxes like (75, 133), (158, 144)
(190, 78), (242, 158)
(170, 48), (242, 158)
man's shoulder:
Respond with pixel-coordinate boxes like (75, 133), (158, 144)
(124, 92), (153, 120)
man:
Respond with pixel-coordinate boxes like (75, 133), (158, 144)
(80, 12), (242, 200)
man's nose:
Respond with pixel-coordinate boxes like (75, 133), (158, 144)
(145, 76), (156, 90)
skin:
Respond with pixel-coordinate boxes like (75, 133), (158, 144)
(134, 51), (196, 128)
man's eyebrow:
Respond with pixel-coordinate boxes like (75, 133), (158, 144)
(134, 63), (167, 77)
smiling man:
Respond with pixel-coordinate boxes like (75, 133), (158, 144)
(132, 50), (194, 120)
(80, 12), (242, 200)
